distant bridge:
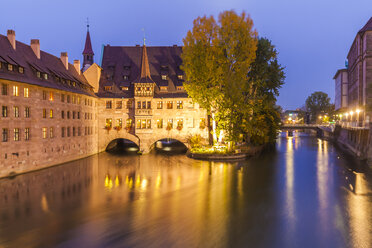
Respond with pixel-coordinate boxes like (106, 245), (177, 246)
(281, 124), (334, 137)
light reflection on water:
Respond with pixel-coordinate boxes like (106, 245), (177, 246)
(0, 132), (371, 248)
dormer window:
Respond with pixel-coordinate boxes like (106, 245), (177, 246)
(177, 75), (183, 80)
(104, 86), (112, 91)
(18, 66), (24, 74)
(161, 75), (167, 80)
(43, 73), (48, 80)
(121, 86), (128, 91)
(123, 75), (129, 80)
(72, 81), (76, 87)
(7, 64), (13, 71)
(36, 71), (41, 78)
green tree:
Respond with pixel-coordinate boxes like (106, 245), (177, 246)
(305, 91), (332, 123)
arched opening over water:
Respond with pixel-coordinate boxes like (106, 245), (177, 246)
(106, 138), (139, 154)
(152, 138), (188, 154)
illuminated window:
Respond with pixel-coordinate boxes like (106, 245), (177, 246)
(105, 118), (112, 128)
(14, 128), (20, 141)
(13, 86), (19, 96)
(177, 101), (183, 109)
(161, 75), (167, 80)
(42, 127), (47, 139)
(7, 64), (13, 71)
(50, 127), (54, 138)
(24, 88), (29, 97)
(160, 86), (167, 91)
(147, 119), (151, 129)
(177, 75), (183, 80)
(121, 86), (129, 91)
(116, 118), (122, 128)
(36, 71), (41, 78)
(25, 128), (30, 141)
(157, 101), (163, 109)
(177, 119), (183, 128)
(77, 97), (81, 104)
(43, 73), (48, 80)
(167, 119), (173, 129)
(136, 119), (141, 129)
(18, 66), (24, 73)
(167, 101), (173, 109)
(104, 86), (112, 91)
(72, 95), (76, 104)
(126, 99), (133, 109)
(49, 92), (54, 101)
(141, 119), (146, 129)
(50, 109), (53, 118)
(123, 75), (129, 80)
(157, 119), (163, 128)
(13, 106), (19, 117)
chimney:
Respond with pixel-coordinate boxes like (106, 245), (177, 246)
(60, 52), (68, 70)
(31, 39), (40, 59)
(7, 30), (16, 50)
(73, 60), (81, 75)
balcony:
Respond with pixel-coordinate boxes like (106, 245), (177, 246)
(135, 109), (153, 116)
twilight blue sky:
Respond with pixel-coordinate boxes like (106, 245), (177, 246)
(1, 0), (371, 110)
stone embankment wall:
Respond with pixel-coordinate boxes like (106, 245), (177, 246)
(333, 125), (371, 161)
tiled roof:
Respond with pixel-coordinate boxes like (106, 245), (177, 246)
(0, 34), (95, 97)
(100, 45), (185, 97)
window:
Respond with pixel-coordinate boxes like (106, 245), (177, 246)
(37, 71), (41, 78)
(157, 119), (163, 128)
(42, 91), (47, 100)
(49, 109), (53, 118)
(24, 87), (29, 97)
(73, 111), (76, 119)
(105, 118), (112, 128)
(67, 127), (70, 137)
(157, 101), (163, 109)
(142, 101), (146, 109)
(7, 64), (13, 71)
(147, 101), (151, 109)
(116, 101), (122, 109)
(123, 75), (129, 80)
(13, 86), (19, 96)
(177, 86), (184, 91)
(61, 94), (65, 102)
(25, 107), (30, 118)
(50, 127), (54, 138)
(2, 128), (8, 142)
(177, 119), (183, 128)
(167, 119), (173, 129)
(137, 101), (141, 109)
(42, 109), (46, 118)
(49, 92), (54, 101)
(178, 75), (183, 80)
(77, 97), (81, 104)
(126, 99), (133, 109)
(14, 128), (20, 141)
(73, 127), (76, 137)
(121, 86), (129, 91)
(177, 101), (183, 109)
(116, 118), (122, 128)
(160, 86), (167, 91)
(161, 75), (167, 80)
(18, 66), (24, 73)
(167, 101), (173, 109)
(67, 111), (70, 119)
(141, 119), (146, 129)
(126, 119), (132, 128)
(25, 128), (30, 141)
(67, 95), (70, 103)
(77, 112), (80, 119)
(2, 106), (8, 117)
(136, 119), (141, 129)
(14, 106), (19, 117)
(43, 73), (48, 80)
(42, 127), (47, 139)
(104, 86), (112, 91)
(78, 127), (81, 136)
(1, 83), (8, 95)
(61, 110), (65, 119)
(72, 95), (76, 104)
(147, 119), (151, 129)
(61, 127), (65, 137)
(106, 101), (112, 109)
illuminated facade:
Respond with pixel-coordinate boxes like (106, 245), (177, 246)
(0, 28), (208, 177)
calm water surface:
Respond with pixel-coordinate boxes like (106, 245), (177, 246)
(0, 133), (372, 248)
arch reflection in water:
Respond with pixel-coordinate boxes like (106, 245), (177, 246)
(153, 138), (187, 154)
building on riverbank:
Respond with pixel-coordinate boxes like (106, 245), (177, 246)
(0, 27), (208, 178)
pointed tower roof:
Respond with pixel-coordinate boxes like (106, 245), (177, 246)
(83, 30), (94, 55)
(359, 17), (372, 34)
(136, 44), (154, 83)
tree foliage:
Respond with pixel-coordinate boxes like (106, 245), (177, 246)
(182, 10), (285, 146)
(305, 91), (332, 123)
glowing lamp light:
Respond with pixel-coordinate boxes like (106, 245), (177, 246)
(345, 113), (349, 117)
(356, 109), (361, 114)
(319, 116), (322, 119)
(350, 111), (353, 116)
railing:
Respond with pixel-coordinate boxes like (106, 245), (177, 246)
(337, 121), (369, 130)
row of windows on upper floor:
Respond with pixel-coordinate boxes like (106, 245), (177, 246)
(1, 126), (94, 143)
(1, 105), (93, 120)
(1, 83), (95, 106)
(0, 62), (90, 90)
(105, 100), (189, 110)
(102, 85), (184, 92)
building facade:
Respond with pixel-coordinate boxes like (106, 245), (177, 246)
(0, 28), (208, 178)
(334, 69), (348, 111)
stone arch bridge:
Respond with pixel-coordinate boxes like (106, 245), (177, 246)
(281, 124), (334, 138)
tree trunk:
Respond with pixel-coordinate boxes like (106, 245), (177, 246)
(207, 114), (213, 145)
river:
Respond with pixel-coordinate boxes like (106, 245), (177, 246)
(0, 132), (371, 248)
